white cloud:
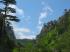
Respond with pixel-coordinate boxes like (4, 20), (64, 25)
(8, 5), (36, 39)
(40, 12), (47, 19)
(39, 11), (47, 25)
(37, 6), (53, 32)
(11, 22), (30, 33)
(7, 4), (37, 39)
(14, 28), (34, 39)
(16, 8), (24, 16)
(43, 6), (53, 12)
(16, 33), (36, 39)
(10, 21), (36, 39)
(11, 23), (35, 39)
(8, 4), (53, 39)
(9, 4), (24, 17)
(14, 28), (31, 33)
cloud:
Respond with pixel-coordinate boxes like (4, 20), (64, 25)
(12, 24), (35, 39)
(10, 21), (36, 39)
(14, 28), (34, 39)
(10, 22), (31, 33)
(43, 6), (53, 12)
(9, 4), (24, 17)
(13, 26), (33, 39)
(14, 28), (31, 33)
(37, 6), (53, 32)
(8, 4), (53, 39)
(14, 27), (36, 39)
(38, 11), (47, 25)
(16, 34), (35, 39)
(15, 33), (36, 39)
(8, 5), (35, 39)
(39, 12), (48, 19)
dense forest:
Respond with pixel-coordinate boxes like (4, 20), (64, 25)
(0, 0), (70, 52)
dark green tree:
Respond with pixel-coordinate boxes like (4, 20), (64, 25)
(0, 0), (19, 34)
(0, 0), (19, 52)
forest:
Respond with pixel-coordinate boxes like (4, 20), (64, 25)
(0, 0), (70, 52)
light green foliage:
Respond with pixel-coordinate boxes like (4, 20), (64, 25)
(0, 0), (70, 52)
(14, 9), (70, 52)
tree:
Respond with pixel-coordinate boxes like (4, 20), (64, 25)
(0, 0), (19, 34)
(0, 0), (19, 52)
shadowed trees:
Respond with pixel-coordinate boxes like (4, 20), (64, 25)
(0, 0), (19, 52)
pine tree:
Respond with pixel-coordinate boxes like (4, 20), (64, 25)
(0, 0), (19, 52)
(0, 0), (19, 33)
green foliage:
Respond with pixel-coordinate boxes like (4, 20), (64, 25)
(35, 9), (70, 52)
(13, 9), (70, 52)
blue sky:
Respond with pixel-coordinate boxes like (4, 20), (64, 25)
(2, 0), (70, 39)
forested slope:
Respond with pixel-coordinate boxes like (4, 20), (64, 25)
(35, 9), (70, 52)
(13, 9), (70, 52)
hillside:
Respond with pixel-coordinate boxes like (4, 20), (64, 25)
(35, 9), (70, 52)
(13, 9), (70, 52)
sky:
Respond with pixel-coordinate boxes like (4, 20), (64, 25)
(0, 0), (70, 39)
(13, 0), (70, 39)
